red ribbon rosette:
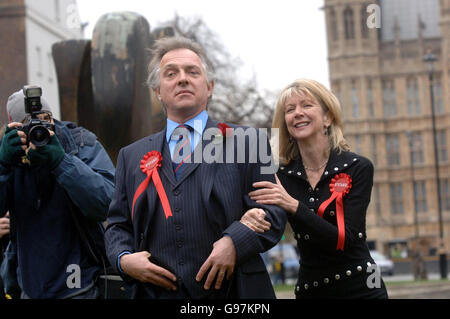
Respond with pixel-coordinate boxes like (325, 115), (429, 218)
(131, 151), (172, 220)
(218, 122), (232, 137)
(317, 173), (352, 251)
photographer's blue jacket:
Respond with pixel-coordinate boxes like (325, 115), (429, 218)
(0, 120), (115, 298)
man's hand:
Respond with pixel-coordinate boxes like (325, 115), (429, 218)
(0, 212), (10, 238)
(26, 131), (64, 169)
(196, 236), (236, 290)
(240, 208), (271, 233)
(120, 251), (178, 291)
(0, 123), (27, 165)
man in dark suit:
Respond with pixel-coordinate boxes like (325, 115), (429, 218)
(104, 36), (286, 299)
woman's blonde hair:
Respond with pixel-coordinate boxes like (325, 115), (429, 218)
(272, 78), (349, 165)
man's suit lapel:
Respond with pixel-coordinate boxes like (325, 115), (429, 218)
(138, 119), (220, 220)
(133, 129), (174, 228)
(160, 137), (177, 187)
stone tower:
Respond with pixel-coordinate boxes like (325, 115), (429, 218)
(324, 0), (450, 259)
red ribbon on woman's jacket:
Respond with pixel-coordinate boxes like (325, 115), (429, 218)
(131, 151), (173, 220)
(317, 173), (352, 251)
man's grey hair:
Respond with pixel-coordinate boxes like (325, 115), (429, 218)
(146, 36), (215, 89)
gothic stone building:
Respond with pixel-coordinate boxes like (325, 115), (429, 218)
(323, 0), (450, 259)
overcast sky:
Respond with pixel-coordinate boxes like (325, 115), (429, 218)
(77, 0), (329, 94)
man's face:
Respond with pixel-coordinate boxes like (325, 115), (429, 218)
(22, 111), (54, 125)
(155, 48), (214, 121)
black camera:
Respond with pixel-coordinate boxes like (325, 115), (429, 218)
(19, 85), (55, 147)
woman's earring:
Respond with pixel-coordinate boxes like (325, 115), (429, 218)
(324, 126), (330, 136)
(289, 136), (294, 143)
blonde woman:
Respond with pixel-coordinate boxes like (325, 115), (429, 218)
(243, 79), (388, 299)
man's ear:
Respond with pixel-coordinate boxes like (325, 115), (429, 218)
(153, 87), (161, 100)
(207, 80), (214, 98)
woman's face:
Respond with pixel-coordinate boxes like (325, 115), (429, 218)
(283, 91), (331, 144)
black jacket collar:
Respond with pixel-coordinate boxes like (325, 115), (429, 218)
(278, 149), (361, 183)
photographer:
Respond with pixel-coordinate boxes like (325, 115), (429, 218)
(0, 88), (115, 298)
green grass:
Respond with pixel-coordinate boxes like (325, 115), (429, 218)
(384, 278), (450, 287)
(273, 283), (295, 292)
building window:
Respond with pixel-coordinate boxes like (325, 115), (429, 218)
(371, 134), (377, 166)
(370, 184), (382, 225)
(332, 81), (341, 102)
(367, 79), (374, 117)
(386, 134), (400, 166)
(440, 179), (450, 211)
(330, 8), (338, 41)
(433, 77), (444, 114)
(354, 135), (362, 155)
(407, 78), (420, 115)
(351, 80), (359, 118)
(413, 181), (427, 213)
(383, 79), (397, 117)
(409, 132), (424, 165)
(374, 184), (381, 217)
(390, 183), (404, 214)
(437, 130), (448, 163)
(344, 6), (355, 39)
(360, 5), (369, 38)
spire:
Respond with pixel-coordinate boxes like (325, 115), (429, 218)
(418, 14), (425, 57)
(394, 16), (401, 60)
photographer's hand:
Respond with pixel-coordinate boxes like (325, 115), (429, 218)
(0, 212), (10, 238)
(26, 131), (65, 169)
(0, 123), (27, 165)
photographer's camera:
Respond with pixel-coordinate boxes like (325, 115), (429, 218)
(19, 85), (54, 147)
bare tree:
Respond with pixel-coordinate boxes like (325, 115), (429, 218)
(161, 14), (276, 129)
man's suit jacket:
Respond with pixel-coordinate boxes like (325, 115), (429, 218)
(105, 117), (287, 298)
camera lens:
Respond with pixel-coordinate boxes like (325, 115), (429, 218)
(29, 125), (50, 147)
